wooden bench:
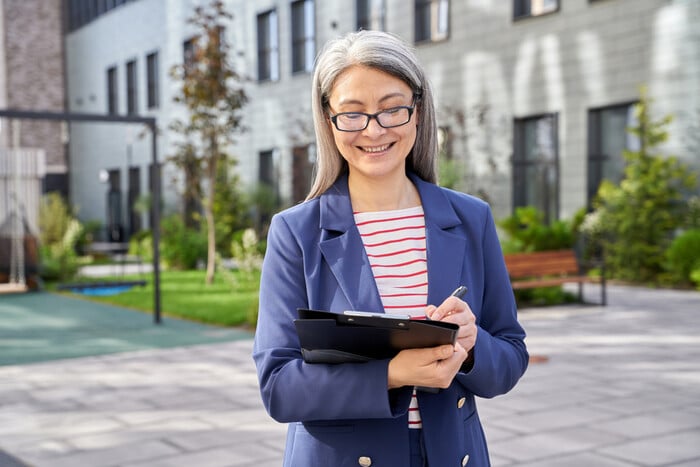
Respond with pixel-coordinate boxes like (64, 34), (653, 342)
(503, 249), (606, 305)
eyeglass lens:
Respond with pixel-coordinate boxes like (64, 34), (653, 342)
(334, 107), (412, 131)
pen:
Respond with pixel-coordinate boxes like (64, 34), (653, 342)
(451, 285), (468, 299)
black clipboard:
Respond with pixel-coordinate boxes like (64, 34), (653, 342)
(294, 308), (459, 364)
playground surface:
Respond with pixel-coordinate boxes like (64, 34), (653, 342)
(0, 291), (252, 366)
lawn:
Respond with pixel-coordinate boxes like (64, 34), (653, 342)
(54, 269), (260, 328)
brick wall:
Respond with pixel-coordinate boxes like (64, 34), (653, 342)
(3, 0), (66, 171)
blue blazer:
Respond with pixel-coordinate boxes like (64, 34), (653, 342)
(253, 172), (528, 467)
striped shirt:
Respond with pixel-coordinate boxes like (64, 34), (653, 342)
(354, 205), (427, 429)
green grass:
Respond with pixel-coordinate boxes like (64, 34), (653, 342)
(54, 269), (260, 328)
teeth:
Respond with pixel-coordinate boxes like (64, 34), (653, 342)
(363, 144), (390, 153)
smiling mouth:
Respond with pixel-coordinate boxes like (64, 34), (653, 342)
(360, 143), (393, 153)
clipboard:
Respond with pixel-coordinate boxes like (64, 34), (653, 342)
(294, 308), (459, 364)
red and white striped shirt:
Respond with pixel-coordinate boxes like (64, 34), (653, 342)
(354, 206), (427, 429)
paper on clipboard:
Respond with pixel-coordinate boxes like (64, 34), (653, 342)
(294, 308), (459, 364)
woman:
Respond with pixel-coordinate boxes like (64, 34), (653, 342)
(253, 30), (528, 467)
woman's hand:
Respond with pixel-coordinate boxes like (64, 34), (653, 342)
(387, 343), (468, 389)
(425, 295), (477, 355)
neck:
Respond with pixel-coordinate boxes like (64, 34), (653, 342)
(348, 172), (420, 212)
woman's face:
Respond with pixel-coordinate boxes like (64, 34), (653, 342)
(327, 65), (417, 183)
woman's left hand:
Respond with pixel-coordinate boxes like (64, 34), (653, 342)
(425, 295), (477, 354)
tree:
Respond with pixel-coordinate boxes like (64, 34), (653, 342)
(168, 0), (247, 284)
(590, 87), (697, 283)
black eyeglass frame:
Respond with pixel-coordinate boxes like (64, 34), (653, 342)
(328, 95), (420, 132)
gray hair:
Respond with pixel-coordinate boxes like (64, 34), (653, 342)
(306, 30), (438, 200)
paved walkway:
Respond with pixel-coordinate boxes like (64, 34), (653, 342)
(0, 285), (699, 466)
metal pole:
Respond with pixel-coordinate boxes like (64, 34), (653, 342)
(150, 122), (162, 324)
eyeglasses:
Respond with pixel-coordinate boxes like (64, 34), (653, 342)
(329, 103), (416, 132)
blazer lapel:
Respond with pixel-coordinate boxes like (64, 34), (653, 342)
(318, 175), (384, 313)
(410, 174), (467, 305)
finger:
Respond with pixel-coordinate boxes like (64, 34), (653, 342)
(434, 344), (455, 360)
(430, 297), (465, 321)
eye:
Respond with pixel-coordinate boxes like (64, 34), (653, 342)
(385, 107), (401, 114)
(341, 113), (364, 120)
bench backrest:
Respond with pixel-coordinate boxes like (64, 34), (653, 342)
(503, 249), (580, 278)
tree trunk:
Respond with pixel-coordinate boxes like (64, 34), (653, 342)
(204, 196), (216, 284)
(204, 137), (218, 285)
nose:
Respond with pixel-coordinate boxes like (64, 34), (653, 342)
(362, 115), (387, 136)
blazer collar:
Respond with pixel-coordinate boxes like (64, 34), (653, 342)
(318, 172), (466, 311)
(318, 172), (462, 232)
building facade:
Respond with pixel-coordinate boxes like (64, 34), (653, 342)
(63, 0), (700, 237)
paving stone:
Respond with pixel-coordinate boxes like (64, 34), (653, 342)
(597, 429), (700, 466)
(21, 439), (180, 467)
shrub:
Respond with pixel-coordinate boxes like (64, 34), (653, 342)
(128, 230), (153, 263)
(498, 206), (575, 254)
(691, 267), (700, 289)
(38, 193), (83, 281)
(664, 229), (700, 285)
(228, 228), (264, 286)
(160, 214), (207, 270)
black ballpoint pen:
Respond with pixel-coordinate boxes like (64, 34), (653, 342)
(451, 285), (468, 299)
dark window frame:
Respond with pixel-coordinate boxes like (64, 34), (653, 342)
(513, 0), (560, 20)
(126, 58), (138, 115)
(257, 9), (280, 82)
(414, 0), (450, 44)
(356, 0), (386, 31)
(291, 0), (315, 74)
(107, 65), (118, 115)
(259, 149), (277, 187)
(512, 113), (560, 224)
(587, 101), (638, 205)
(146, 51), (159, 109)
(183, 37), (197, 76)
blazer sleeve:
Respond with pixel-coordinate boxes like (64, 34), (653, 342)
(456, 207), (529, 397)
(252, 212), (413, 423)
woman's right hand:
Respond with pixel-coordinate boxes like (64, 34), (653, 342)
(387, 343), (468, 389)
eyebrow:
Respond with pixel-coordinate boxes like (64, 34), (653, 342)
(335, 92), (409, 107)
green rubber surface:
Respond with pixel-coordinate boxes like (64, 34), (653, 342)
(0, 292), (252, 366)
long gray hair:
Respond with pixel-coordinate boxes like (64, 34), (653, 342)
(306, 30), (438, 200)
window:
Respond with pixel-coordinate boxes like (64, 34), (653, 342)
(146, 51), (159, 109)
(68, 0), (134, 31)
(513, 0), (559, 19)
(513, 114), (559, 223)
(414, 0), (449, 43)
(259, 149), (277, 187)
(106, 169), (123, 242)
(356, 0), (385, 31)
(587, 103), (638, 204)
(127, 166), (141, 236)
(148, 163), (161, 229)
(107, 66), (118, 114)
(126, 59), (137, 115)
(183, 37), (196, 75)
(257, 9), (279, 81)
(291, 0), (315, 74)
(292, 144), (315, 203)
